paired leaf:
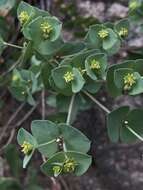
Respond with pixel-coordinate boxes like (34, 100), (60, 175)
(107, 107), (143, 143)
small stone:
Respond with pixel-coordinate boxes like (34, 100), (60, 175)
(107, 3), (128, 18)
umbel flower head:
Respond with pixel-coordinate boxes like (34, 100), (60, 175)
(98, 29), (109, 39)
(123, 73), (136, 90)
(63, 71), (74, 83)
(118, 28), (128, 37)
(90, 59), (101, 70)
(19, 11), (29, 25)
(40, 22), (53, 39)
(21, 141), (33, 155)
(63, 158), (77, 173)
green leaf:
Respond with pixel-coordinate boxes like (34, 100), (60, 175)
(31, 120), (59, 157)
(22, 42), (34, 65)
(17, 127), (37, 147)
(84, 24), (102, 49)
(4, 144), (22, 178)
(17, 128), (37, 168)
(47, 113), (67, 123)
(85, 53), (107, 80)
(54, 42), (85, 57)
(9, 85), (27, 102)
(35, 38), (64, 55)
(41, 151), (92, 176)
(107, 107), (143, 143)
(83, 77), (102, 94)
(72, 68), (85, 93)
(106, 39), (121, 55)
(107, 106), (130, 142)
(121, 109), (143, 143)
(10, 69), (39, 104)
(102, 28), (118, 50)
(59, 124), (91, 153)
(23, 151), (35, 169)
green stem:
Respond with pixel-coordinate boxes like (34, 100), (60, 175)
(3, 42), (23, 49)
(37, 139), (56, 148)
(83, 91), (110, 114)
(126, 126), (143, 141)
(66, 94), (76, 125)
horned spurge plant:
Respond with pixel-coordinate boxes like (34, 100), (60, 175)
(1, 1), (143, 178)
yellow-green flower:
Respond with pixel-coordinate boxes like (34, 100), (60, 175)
(63, 158), (77, 173)
(98, 29), (109, 39)
(40, 22), (53, 39)
(124, 73), (136, 90)
(63, 71), (74, 83)
(90, 59), (101, 70)
(19, 11), (29, 25)
(118, 28), (128, 37)
(21, 141), (33, 155)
